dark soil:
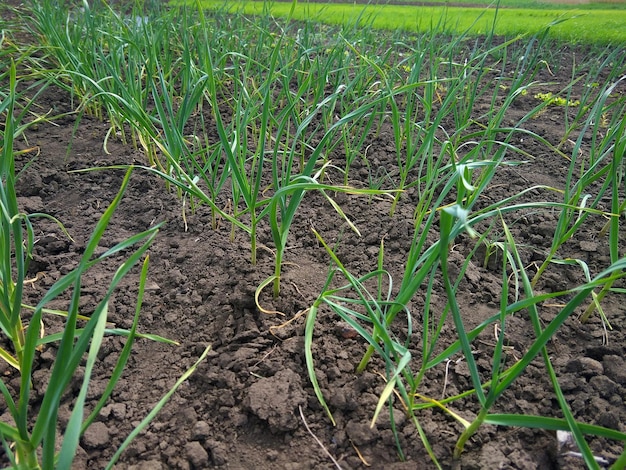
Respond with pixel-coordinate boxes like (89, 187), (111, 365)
(2, 3), (626, 470)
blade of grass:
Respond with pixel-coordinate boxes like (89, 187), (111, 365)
(105, 344), (212, 470)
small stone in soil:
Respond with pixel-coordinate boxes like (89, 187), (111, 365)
(185, 441), (209, 468)
(345, 420), (379, 446)
(579, 240), (598, 252)
(191, 420), (210, 440)
(245, 368), (306, 432)
(589, 375), (619, 398)
(603, 355), (626, 385)
(206, 439), (229, 466)
(565, 356), (603, 378)
(81, 421), (110, 449)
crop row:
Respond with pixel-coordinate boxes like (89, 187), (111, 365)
(1, 0), (626, 467)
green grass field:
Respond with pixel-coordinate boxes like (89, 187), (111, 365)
(389, 0), (626, 9)
(191, 0), (626, 43)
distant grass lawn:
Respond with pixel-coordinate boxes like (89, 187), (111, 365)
(190, 0), (626, 44)
(388, 0), (626, 9)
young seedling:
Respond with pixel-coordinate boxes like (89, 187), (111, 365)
(0, 62), (209, 468)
